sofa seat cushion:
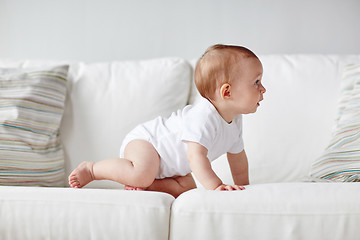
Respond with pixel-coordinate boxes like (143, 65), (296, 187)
(0, 186), (174, 240)
(170, 182), (360, 240)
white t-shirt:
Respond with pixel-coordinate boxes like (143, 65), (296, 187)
(119, 98), (244, 179)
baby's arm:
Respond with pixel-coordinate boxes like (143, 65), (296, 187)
(187, 142), (244, 190)
(187, 142), (222, 189)
(227, 150), (249, 186)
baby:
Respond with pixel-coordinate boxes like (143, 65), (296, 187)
(69, 44), (266, 198)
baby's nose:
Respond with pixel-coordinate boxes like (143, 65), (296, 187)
(260, 83), (266, 93)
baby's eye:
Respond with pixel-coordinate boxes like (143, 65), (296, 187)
(255, 80), (260, 85)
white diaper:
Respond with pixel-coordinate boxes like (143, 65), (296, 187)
(119, 122), (188, 179)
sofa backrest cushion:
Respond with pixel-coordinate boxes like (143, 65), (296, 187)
(60, 58), (192, 188)
(190, 55), (360, 185)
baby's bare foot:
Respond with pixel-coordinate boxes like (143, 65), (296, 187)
(68, 162), (95, 188)
(124, 185), (145, 191)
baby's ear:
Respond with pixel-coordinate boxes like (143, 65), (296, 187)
(220, 83), (231, 99)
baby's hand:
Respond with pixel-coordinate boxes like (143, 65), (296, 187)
(215, 184), (245, 191)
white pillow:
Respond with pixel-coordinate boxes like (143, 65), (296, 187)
(310, 64), (360, 182)
(0, 65), (69, 186)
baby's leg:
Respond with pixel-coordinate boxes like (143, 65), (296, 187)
(68, 140), (160, 188)
(146, 173), (197, 198)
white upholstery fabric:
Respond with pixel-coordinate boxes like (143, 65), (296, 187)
(245, 55), (360, 183)
(0, 186), (174, 240)
(170, 182), (360, 240)
(60, 58), (192, 188)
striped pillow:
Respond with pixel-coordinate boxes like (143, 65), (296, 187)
(310, 64), (360, 182)
(0, 65), (68, 186)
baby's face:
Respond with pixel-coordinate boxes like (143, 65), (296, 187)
(228, 57), (266, 114)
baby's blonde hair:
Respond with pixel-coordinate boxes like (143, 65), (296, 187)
(194, 44), (259, 100)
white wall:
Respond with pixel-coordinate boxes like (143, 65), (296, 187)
(0, 0), (359, 62)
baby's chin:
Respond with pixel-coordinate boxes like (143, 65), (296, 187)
(248, 104), (260, 114)
(238, 103), (260, 114)
(242, 109), (257, 114)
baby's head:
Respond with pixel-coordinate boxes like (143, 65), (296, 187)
(195, 44), (262, 101)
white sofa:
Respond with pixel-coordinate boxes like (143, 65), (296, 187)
(1, 55), (360, 240)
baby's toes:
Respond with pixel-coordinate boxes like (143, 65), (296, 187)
(125, 185), (136, 190)
(69, 178), (80, 188)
